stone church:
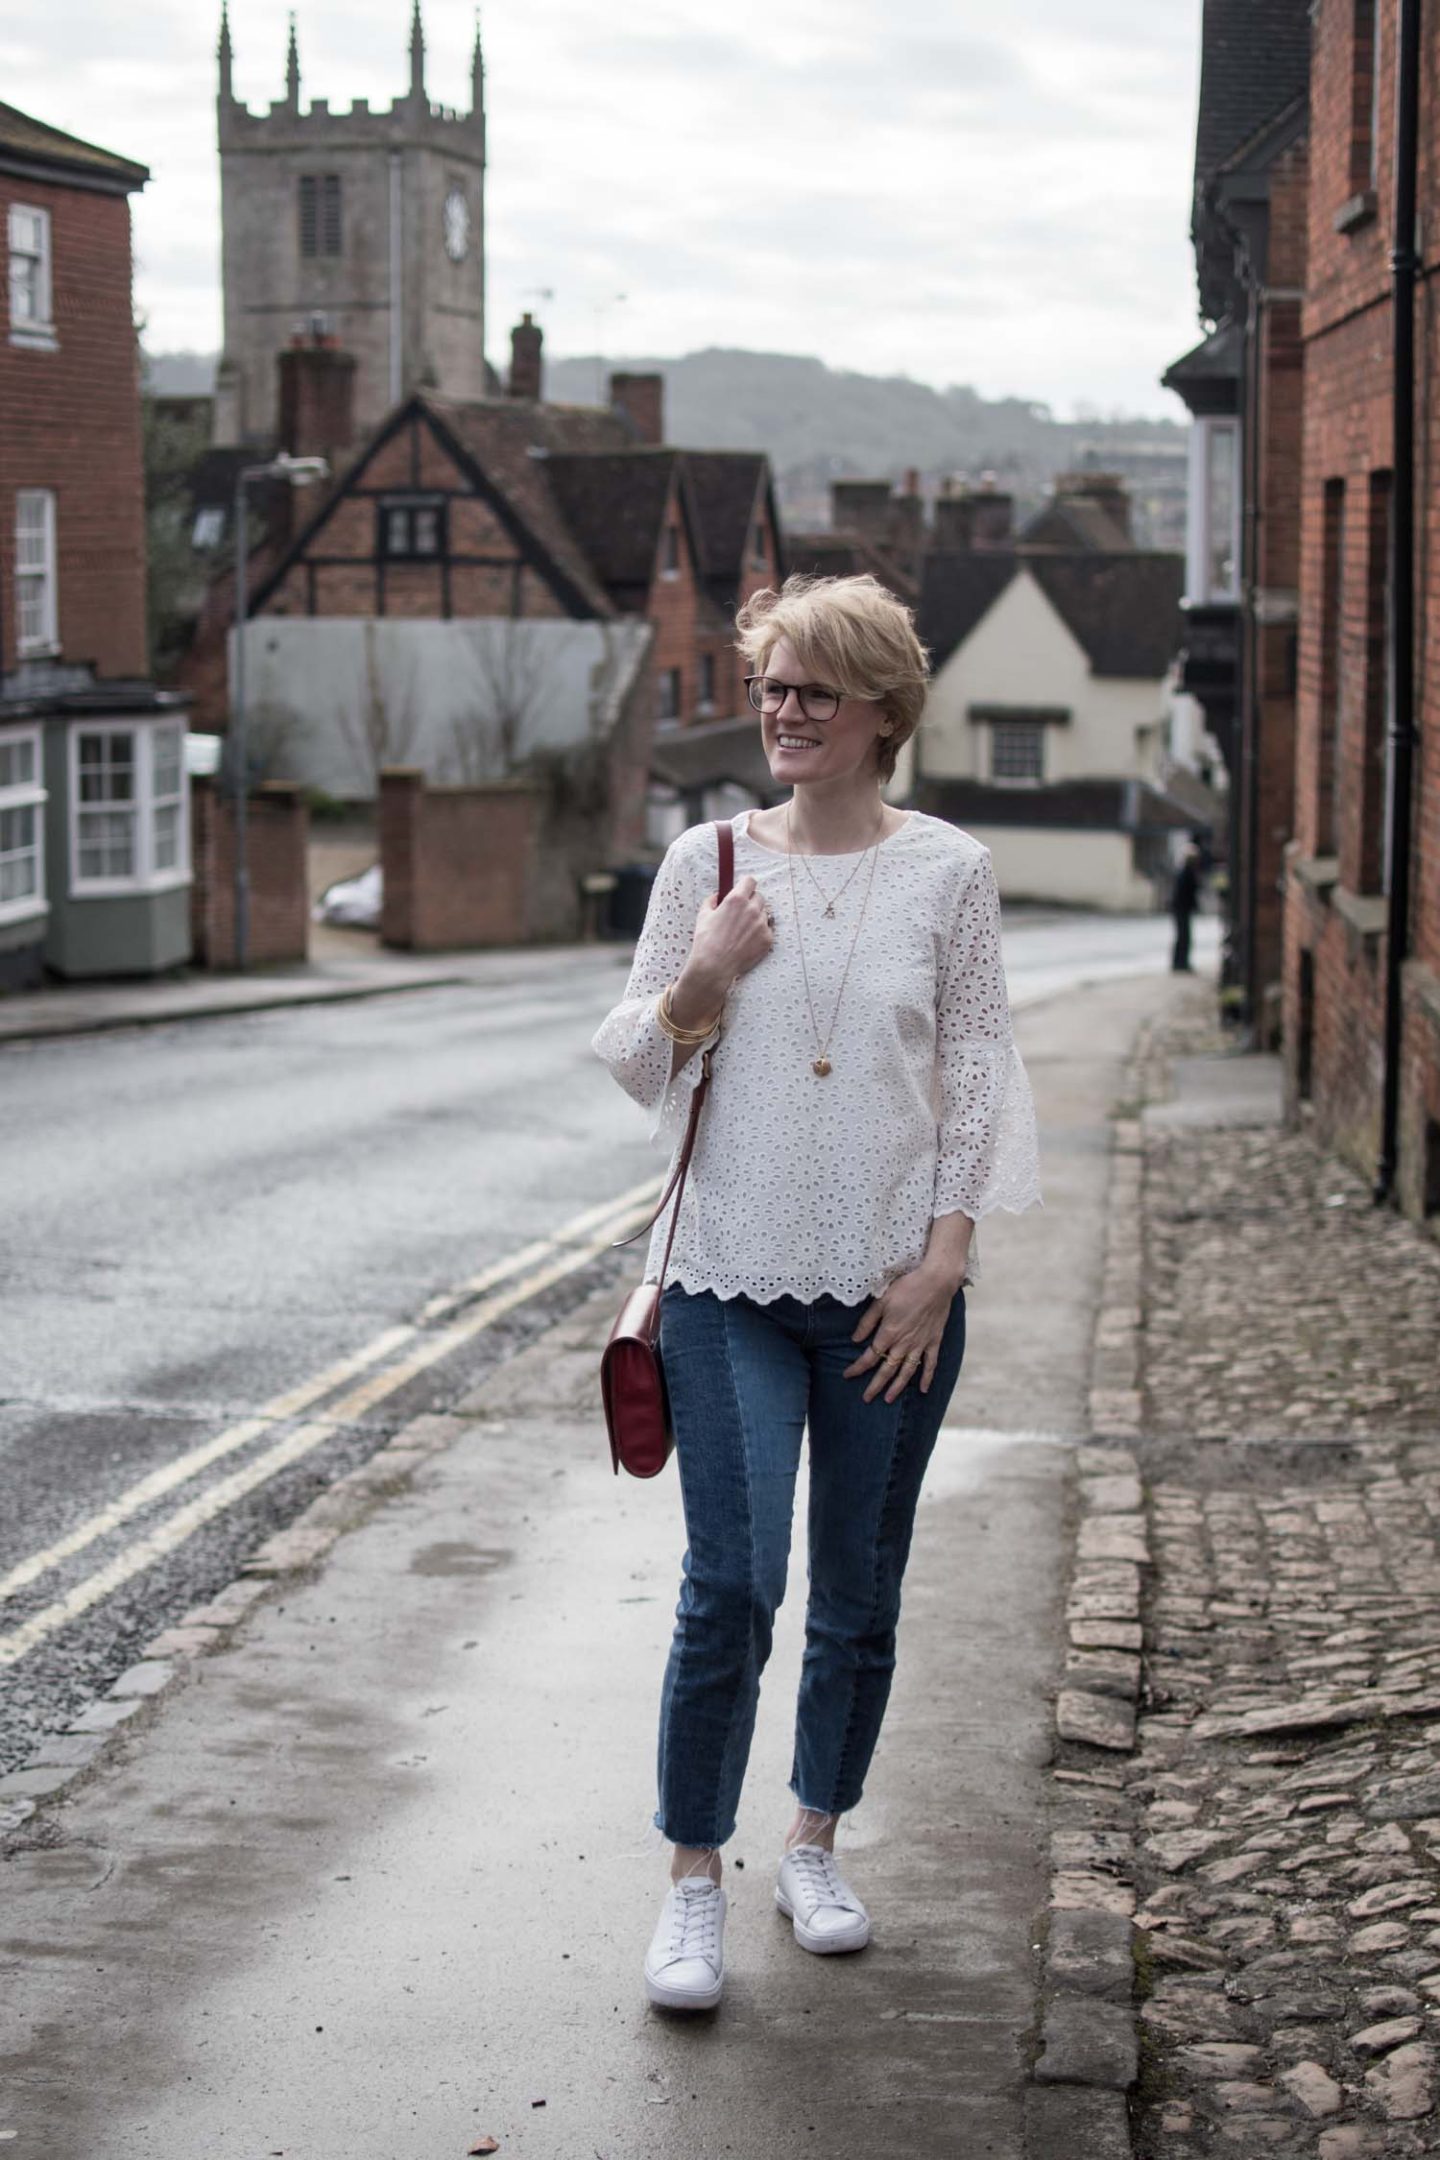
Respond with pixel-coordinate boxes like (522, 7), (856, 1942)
(213, 2), (490, 446)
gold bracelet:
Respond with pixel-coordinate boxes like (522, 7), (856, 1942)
(656, 983), (723, 1044)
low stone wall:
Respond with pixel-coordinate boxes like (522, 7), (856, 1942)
(379, 768), (545, 951)
(190, 778), (310, 969)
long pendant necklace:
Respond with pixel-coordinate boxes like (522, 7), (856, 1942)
(785, 801), (884, 1077)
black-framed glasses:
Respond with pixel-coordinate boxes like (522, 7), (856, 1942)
(744, 675), (841, 722)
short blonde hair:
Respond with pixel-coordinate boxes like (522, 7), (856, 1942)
(734, 574), (929, 784)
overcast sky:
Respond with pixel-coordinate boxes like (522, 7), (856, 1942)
(4, 0), (1204, 418)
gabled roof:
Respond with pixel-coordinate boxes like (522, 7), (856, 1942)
(683, 452), (766, 582)
(0, 101), (148, 192)
(921, 549), (1183, 681)
(544, 449), (681, 605)
(1028, 554), (1184, 680)
(419, 394), (636, 617)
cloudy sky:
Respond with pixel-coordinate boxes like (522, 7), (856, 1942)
(5, 0), (1203, 418)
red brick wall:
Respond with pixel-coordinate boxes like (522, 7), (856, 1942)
(1284, 0), (1440, 1225)
(0, 174), (147, 679)
(646, 471), (701, 721)
(379, 766), (542, 948)
(190, 777), (310, 967)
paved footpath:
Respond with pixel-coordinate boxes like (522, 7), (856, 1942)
(1, 973), (1178, 2160)
(1120, 995), (1440, 2159)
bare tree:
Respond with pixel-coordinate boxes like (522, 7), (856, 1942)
(446, 620), (559, 784)
(335, 622), (424, 794)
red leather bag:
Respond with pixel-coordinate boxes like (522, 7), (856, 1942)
(601, 820), (734, 1477)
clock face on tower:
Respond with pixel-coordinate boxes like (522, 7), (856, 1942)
(443, 189), (470, 263)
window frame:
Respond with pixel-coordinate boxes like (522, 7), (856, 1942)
(15, 488), (59, 656)
(8, 202), (55, 349)
(0, 724), (48, 926)
(1184, 416), (1242, 607)
(67, 718), (191, 898)
(657, 666), (683, 723)
(377, 495), (448, 562)
(660, 525), (680, 579)
(988, 717), (1047, 785)
(697, 652), (717, 715)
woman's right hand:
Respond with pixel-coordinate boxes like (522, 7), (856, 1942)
(677, 876), (774, 1011)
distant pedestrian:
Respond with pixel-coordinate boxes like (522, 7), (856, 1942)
(1170, 841), (1204, 973)
(592, 574), (1042, 2013)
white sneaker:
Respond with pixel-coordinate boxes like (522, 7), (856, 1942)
(775, 1844), (871, 1954)
(643, 1877), (726, 2010)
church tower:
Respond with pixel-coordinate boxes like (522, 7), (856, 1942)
(213, 3), (487, 446)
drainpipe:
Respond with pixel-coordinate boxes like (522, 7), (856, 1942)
(1374, 0), (1422, 1204)
(1240, 276), (1264, 1042)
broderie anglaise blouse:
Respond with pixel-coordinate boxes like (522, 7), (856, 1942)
(591, 809), (1042, 1304)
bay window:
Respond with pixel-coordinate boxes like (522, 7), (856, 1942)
(0, 727), (46, 923)
(69, 720), (189, 894)
(1185, 417), (1242, 606)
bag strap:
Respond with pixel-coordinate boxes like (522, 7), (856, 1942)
(613, 818), (735, 1269)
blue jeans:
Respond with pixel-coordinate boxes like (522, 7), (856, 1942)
(654, 1282), (967, 1849)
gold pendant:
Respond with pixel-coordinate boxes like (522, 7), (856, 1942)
(812, 1057), (832, 1077)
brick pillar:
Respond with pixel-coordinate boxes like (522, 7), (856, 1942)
(380, 767), (423, 948)
(189, 776), (311, 967)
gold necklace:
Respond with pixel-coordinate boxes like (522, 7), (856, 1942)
(793, 819), (882, 917)
(785, 800), (884, 1077)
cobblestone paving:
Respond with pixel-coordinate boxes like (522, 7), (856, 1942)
(1129, 1012), (1440, 2159)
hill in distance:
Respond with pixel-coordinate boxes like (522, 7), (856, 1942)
(144, 344), (1187, 545)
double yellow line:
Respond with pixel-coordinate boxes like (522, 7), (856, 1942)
(0, 1179), (662, 1668)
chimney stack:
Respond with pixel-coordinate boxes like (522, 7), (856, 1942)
(507, 312), (543, 401)
(610, 370), (664, 445)
(830, 479), (894, 548)
(1056, 471), (1132, 539)
(276, 322), (355, 461)
(931, 481), (1013, 552)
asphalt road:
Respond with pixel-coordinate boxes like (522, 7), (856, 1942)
(0, 909), (1213, 1769)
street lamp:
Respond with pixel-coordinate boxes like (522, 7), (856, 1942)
(231, 452), (329, 969)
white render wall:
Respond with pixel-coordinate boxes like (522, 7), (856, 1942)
(918, 569), (1167, 786)
(229, 617), (651, 800)
(963, 825), (1156, 913)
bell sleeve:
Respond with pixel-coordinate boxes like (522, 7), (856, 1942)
(933, 847), (1043, 1224)
(590, 834), (720, 1147)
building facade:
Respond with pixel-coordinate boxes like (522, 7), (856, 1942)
(1284, 0), (1440, 1223)
(214, 2), (488, 447)
(1162, 0), (1312, 1039)
(0, 101), (190, 987)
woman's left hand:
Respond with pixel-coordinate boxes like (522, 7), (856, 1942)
(845, 1263), (961, 1403)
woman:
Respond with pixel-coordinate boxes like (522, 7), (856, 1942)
(592, 573), (1041, 2012)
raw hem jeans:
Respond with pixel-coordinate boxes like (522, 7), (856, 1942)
(654, 1281), (967, 1850)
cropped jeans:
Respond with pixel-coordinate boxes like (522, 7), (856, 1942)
(654, 1281), (967, 1850)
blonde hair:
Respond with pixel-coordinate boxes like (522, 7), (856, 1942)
(734, 573), (929, 783)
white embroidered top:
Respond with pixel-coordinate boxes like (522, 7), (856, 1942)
(591, 809), (1042, 1306)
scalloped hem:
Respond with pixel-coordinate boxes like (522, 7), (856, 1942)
(647, 1261), (949, 1306)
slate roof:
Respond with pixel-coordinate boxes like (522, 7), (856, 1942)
(0, 101), (148, 190)
(1193, 1), (1310, 191)
(544, 449), (681, 606)
(920, 549), (1184, 682)
(1019, 499), (1135, 554)
(683, 453), (768, 593)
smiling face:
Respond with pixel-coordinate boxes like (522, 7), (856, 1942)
(755, 637), (888, 788)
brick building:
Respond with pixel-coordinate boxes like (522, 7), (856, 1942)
(1285, 0), (1440, 1222)
(0, 102), (191, 987)
(179, 321), (784, 864)
(1161, 0), (1312, 1039)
